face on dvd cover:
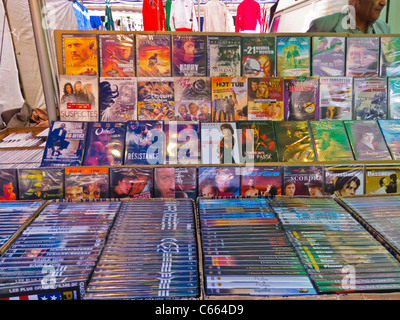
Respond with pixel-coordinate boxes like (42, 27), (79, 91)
(199, 167), (240, 197)
(172, 35), (207, 77)
(99, 34), (135, 77)
(99, 77), (137, 122)
(18, 169), (64, 200)
(283, 166), (323, 196)
(240, 167), (282, 197)
(110, 167), (153, 199)
(324, 166), (364, 196)
(154, 167), (197, 199)
(346, 37), (379, 77)
(381, 37), (400, 77)
(365, 166), (400, 195)
(0, 169), (17, 201)
(64, 168), (109, 200)
(208, 36), (241, 77)
(319, 77), (353, 120)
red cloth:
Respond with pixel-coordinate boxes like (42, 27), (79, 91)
(142, 0), (167, 31)
(235, 0), (261, 32)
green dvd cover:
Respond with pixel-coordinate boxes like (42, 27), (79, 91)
(309, 121), (354, 162)
(273, 121), (315, 162)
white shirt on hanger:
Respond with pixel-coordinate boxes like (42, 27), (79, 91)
(170, 0), (199, 31)
(203, 0), (228, 32)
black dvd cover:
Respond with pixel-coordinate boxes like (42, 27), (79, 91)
(283, 165), (324, 196)
(154, 167), (197, 199)
(198, 167), (240, 197)
(18, 168), (64, 200)
(110, 167), (153, 199)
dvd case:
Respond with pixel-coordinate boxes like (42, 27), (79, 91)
(211, 77), (248, 121)
(62, 34), (98, 76)
(99, 34), (135, 77)
(324, 165), (364, 196)
(277, 36), (310, 77)
(124, 120), (164, 165)
(247, 77), (284, 121)
(137, 77), (175, 121)
(312, 36), (345, 77)
(242, 36), (276, 77)
(41, 121), (88, 167)
(208, 36), (241, 77)
(240, 167), (282, 196)
(64, 167), (109, 200)
(172, 34), (207, 77)
(319, 77), (353, 120)
(237, 121), (278, 163)
(18, 169), (64, 200)
(284, 77), (319, 121)
(154, 167), (197, 199)
(174, 77), (211, 121)
(354, 78), (387, 120)
(201, 122), (242, 164)
(283, 165), (323, 196)
(59, 75), (99, 122)
(380, 37), (400, 77)
(0, 169), (17, 200)
(378, 120), (400, 160)
(344, 120), (392, 161)
(136, 34), (171, 77)
(309, 121), (354, 162)
(99, 77), (137, 122)
(165, 121), (200, 165)
(346, 37), (379, 77)
(110, 167), (153, 199)
(82, 122), (126, 166)
(273, 121), (316, 162)
(389, 78), (400, 119)
(199, 167), (240, 197)
(365, 166), (400, 195)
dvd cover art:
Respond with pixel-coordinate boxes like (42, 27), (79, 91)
(283, 165), (323, 196)
(82, 122), (126, 166)
(174, 77), (211, 121)
(284, 77), (319, 121)
(247, 77), (284, 120)
(237, 121), (278, 163)
(64, 167), (109, 200)
(378, 120), (400, 160)
(137, 77), (175, 120)
(273, 121), (316, 162)
(211, 77), (248, 121)
(365, 166), (400, 195)
(172, 34), (207, 77)
(312, 36), (345, 77)
(165, 121), (200, 165)
(18, 169), (63, 200)
(319, 77), (353, 120)
(0, 169), (17, 200)
(389, 78), (400, 119)
(277, 36), (310, 77)
(242, 37), (276, 77)
(324, 166), (364, 196)
(99, 77), (137, 122)
(380, 37), (400, 77)
(110, 167), (153, 199)
(354, 78), (388, 120)
(208, 36), (241, 77)
(41, 121), (88, 167)
(59, 75), (99, 122)
(201, 122), (242, 164)
(346, 37), (379, 77)
(198, 167), (240, 197)
(310, 121), (354, 162)
(154, 167), (197, 199)
(344, 120), (392, 161)
(240, 167), (282, 196)
(136, 34), (171, 77)
(62, 34), (98, 76)
(99, 34), (135, 77)
(124, 120), (164, 165)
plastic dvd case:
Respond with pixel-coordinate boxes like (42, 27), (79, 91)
(240, 167), (282, 196)
(283, 165), (324, 196)
(242, 36), (276, 78)
(18, 168), (64, 200)
(110, 167), (153, 199)
(208, 36), (242, 77)
(312, 36), (345, 77)
(198, 167), (240, 197)
(319, 77), (353, 120)
(277, 36), (310, 77)
(154, 167), (197, 199)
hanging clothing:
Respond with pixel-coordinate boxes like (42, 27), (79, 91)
(261, 5), (269, 33)
(105, 4), (115, 31)
(90, 16), (103, 30)
(169, 0), (198, 32)
(235, 0), (261, 33)
(142, 0), (167, 31)
(203, 0), (228, 32)
(166, 0), (172, 31)
(72, 1), (92, 30)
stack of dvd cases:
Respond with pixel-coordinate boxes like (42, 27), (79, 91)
(340, 195), (400, 257)
(0, 149), (44, 169)
(269, 197), (400, 294)
(0, 201), (44, 250)
(198, 198), (316, 296)
(0, 201), (119, 300)
(84, 199), (199, 300)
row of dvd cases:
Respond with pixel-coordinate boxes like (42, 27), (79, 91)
(1, 195), (400, 300)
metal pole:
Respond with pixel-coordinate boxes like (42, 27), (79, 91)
(28, 0), (58, 125)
